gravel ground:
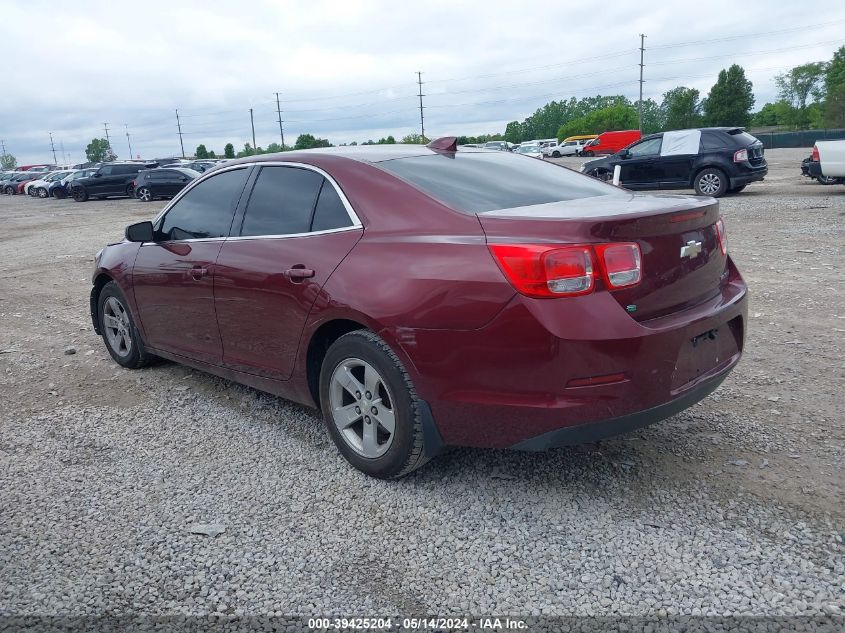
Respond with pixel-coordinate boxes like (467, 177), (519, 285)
(0, 148), (843, 620)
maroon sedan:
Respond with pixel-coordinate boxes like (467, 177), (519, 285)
(90, 138), (747, 478)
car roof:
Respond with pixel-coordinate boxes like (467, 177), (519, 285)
(228, 144), (498, 166)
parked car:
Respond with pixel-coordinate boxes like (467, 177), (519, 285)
(2, 172), (39, 194)
(514, 144), (544, 159)
(26, 171), (74, 198)
(543, 139), (589, 158)
(580, 130), (642, 157)
(53, 168), (99, 198)
(804, 140), (845, 185)
(134, 167), (200, 201)
(90, 138), (747, 478)
(482, 141), (509, 152)
(70, 162), (155, 201)
(581, 128), (767, 197)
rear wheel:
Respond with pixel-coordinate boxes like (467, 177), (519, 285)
(552, 151), (561, 158)
(4, 186), (13, 195)
(694, 167), (728, 197)
(590, 168), (613, 182)
(136, 186), (152, 202)
(98, 281), (154, 369)
(125, 184), (135, 198)
(319, 330), (430, 479)
(816, 175), (839, 185)
(72, 187), (88, 202)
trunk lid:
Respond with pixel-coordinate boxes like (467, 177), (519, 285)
(478, 193), (726, 321)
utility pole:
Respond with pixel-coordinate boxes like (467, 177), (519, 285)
(275, 92), (286, 149)
(1, 139), (6, 164)
(416, 71), (426, 142)
(638, 33), (646, 133)
(249, 108), (257, 151)
(175, 109), (185, 158)
(125, 124), (134, 159)
(49, 132), (58, 164)
(103, 123), (111, 149)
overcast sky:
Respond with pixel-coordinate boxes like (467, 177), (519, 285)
(2, 0), (844, 164)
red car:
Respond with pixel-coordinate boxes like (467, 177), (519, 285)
(90, 138), (747, 478)
(581, 129), (642, 156)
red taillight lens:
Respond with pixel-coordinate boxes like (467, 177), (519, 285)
(715, 217), (728, 255)
(811, 145), (820, 161)
(488, 242), (642, 298)
(594, 243), (642, 288)
(488, 244), (594, 298)
(733, 148), (748, 163)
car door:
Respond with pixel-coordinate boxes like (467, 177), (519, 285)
(618, 136), (663, 188)
(659, 130), (703, 187)
(214, 164), (363, 381)
(131, 166), (251, 364)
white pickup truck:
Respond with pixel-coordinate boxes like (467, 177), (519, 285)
(807, 140), (845, 183)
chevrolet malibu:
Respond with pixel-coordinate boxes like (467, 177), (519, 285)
(90, 138), (747, 478)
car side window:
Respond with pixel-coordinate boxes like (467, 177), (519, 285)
(99, 166), (113, 176)
(311, 180), (353, 232)
(239, 166), (323, 237)
(700, 132), (726, 151)
(628, 137), (662, 157)
(158, 168), (249, 241)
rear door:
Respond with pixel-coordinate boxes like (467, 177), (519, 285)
(132, 166), (251, 363)
(214, 164), (363, 380)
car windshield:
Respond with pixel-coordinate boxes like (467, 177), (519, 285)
(378, 151), (613, 213)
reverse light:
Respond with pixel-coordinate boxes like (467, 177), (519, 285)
(595, 243), (642, 288)
(715, 217), (728, 255)
(488, 242), (642, 299)
(733, 148), (748, 163)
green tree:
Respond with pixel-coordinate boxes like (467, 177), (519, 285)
(639, 98), (662, 134)
(293, 134), (332, 149)
(208, 150), (217, 159)
(377, 135), (396, 144)
(660, 87), (702, 130)
(0, 153), (17, 169)
(224, 143), (235, 159)
(195, 144), (209, 159)
(265, 142), (283, 153)
(752, 101), (795, 127)
(400, 133), (427, 144)
(775, 62), (827, 129)
(85, 138), (116, 163)
(237, 143), (256, 157)
(702, 65), (754, 127)
(824, 46), (845, 127)
(557, 103), (638, 140)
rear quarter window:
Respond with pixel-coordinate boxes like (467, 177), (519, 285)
(377, 152), (614, 213)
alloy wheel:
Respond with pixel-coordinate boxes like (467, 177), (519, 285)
(698, 173), (721, 195)
(103, 296), (133, 358)
(329, 358), (396, 459)
(137, 187), (151, 202)
(38, 188), (48, 198)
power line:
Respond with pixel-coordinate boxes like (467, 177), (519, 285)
(652, 17), (845, 49)
(649, 39), (845, 66)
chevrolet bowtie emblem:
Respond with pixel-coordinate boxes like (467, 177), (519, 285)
(680, 240), (702, 259)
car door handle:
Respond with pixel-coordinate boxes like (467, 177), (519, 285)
(284, 266), (315, 282)
(189, 266), (208, 280)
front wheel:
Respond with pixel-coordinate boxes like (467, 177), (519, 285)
(37, 187), (48, 198)
(319, 330), (431, 479)
(552, 151), (561, 158)
(693, 167), (728, 197)
(98, 281), (154, 369)
(4, 186), (14, 195)
(136, 186), (152, 202)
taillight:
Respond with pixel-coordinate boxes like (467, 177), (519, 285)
(594, 243), (642, 288)
(811, 145), (820, 161)
(488, 242), (642, 298)
(715, 217), (728, 255)
(733, 148), (748, 163)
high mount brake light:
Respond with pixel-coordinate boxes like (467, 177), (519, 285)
(715, 217), (728, 256)
(488, 242), (642, 299)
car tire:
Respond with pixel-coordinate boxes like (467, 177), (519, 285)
(552, 151), (561, 158)
(72, 187), (88, 202)
(4, 186), (14, 195)
(53, 188), (67, 199)
(319, 330), (431, 479)
(693, 167), (728, 197)
(37, 187), (48, 198)
(727, 185), (747, 194)
(136, 186), (152, 202)
(125, 184), (135, 198)
(589, 168), (613, 182)
(97, 281), (154, 369)
(816, 175), (839, 185)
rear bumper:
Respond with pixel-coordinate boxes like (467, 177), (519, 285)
(395, 260), (748, 449)
(806, 161), (823, 177)
(730, 164), (767, 187)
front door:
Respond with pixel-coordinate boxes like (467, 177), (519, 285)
(618, 136), (663, 189)
(131, 166), (252, 363)
(214, 165), (362, 380)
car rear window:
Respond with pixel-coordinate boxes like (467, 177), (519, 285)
(726, 130), (759, 146)
(377, 152), (613, 213)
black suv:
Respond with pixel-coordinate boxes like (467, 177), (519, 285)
(581, 127), (767, 197)
(133, 167), (200, 202)
(71, 162), (157, 201)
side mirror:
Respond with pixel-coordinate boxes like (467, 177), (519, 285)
(619, 149), (631, 159)
(125, 221), (154, 242)
(91, 173), (102, 178)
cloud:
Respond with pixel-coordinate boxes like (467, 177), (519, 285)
(1, 0), (843, 163)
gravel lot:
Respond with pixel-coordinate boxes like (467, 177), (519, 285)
(0, 148), (843, 620)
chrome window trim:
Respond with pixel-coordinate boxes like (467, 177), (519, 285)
(150, 161), (363, 239)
